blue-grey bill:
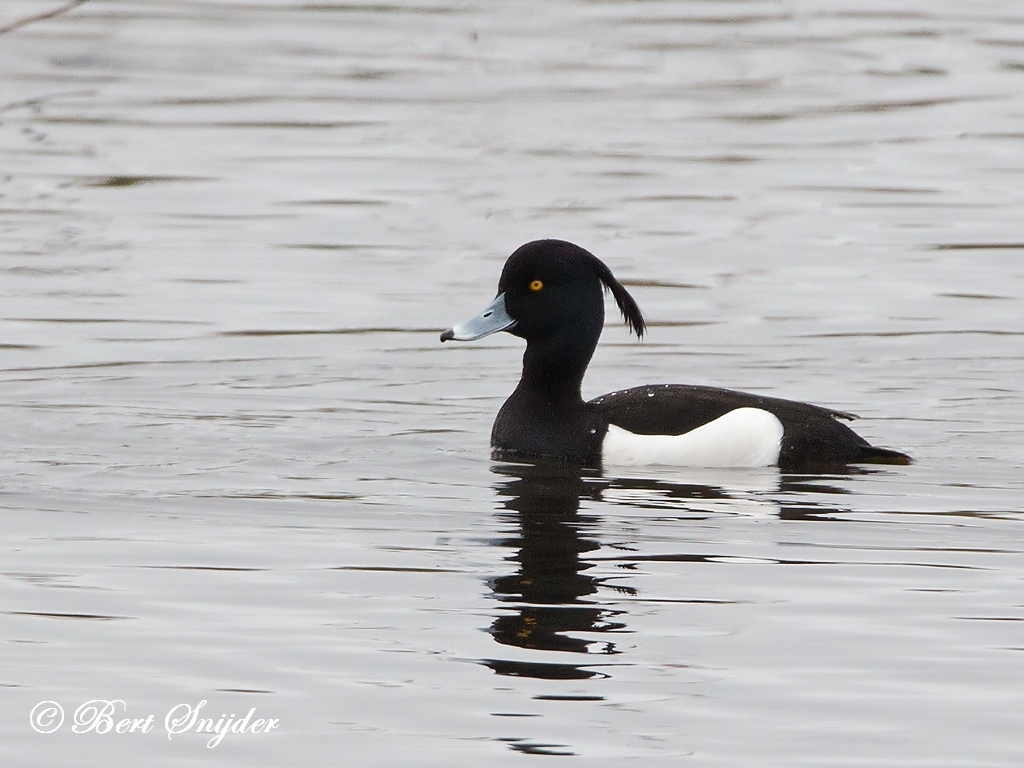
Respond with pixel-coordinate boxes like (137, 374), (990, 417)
(440, 293), (516, 342)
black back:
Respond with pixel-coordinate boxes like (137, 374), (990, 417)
(591, 384), (908, 472)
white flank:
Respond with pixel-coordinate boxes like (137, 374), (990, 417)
(601, 407), (784, 468)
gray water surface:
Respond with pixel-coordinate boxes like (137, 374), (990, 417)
(2, 1), (1023, 765)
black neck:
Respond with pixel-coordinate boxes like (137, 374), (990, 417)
(519, 328), (598, 403)
(492, 321), (605, 466)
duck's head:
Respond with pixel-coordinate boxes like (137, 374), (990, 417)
(440, 240), (646, 346)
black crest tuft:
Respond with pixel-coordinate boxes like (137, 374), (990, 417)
(591, 257), (646, 339)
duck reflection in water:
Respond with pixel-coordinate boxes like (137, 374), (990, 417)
(484, 461), (861, 680)
(488, 461), (627, 669)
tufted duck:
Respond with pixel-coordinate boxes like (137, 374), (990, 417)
(441, 240), (911, 472)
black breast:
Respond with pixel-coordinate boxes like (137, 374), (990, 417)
(491, 383), (607, 466)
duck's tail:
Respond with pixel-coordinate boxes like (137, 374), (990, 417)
(860, 445), (913, 465)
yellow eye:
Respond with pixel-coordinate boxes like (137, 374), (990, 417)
(529, 279), (544, 292)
